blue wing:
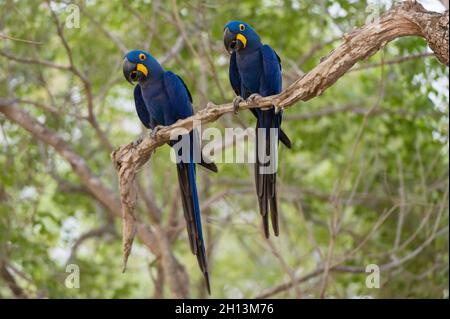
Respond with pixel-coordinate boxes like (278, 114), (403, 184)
(260, 44), (282, 96)
(259, 46), (291, 147)
(230, 50), (257, 120)
(163, 71), (193, 124)
(176, 74), (193, 103)
(229, 51), (241, 96)
(255, 45), (287, 238)
(163, 71), (211, 292)
(133, 85), (152, 128)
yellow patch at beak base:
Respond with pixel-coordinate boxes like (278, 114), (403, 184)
(136, 63), (148, 77)
(236, 34), (247, 48)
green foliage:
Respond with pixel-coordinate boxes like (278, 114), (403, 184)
(0, 0), (448, 298)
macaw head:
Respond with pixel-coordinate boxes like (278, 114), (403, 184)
(223, 21), (261, 54)
(122, 50), (164, 84)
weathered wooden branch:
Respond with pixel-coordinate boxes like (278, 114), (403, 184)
(111, 2), (448, 271)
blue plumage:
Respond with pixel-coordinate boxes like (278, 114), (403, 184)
(133, 86), (151, 129)
(224, 21), (291, 237)
(123, 50), (212, 293)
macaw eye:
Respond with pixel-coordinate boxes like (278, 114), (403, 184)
(139, 53), (146, 61)
(239, 24), (245, 31)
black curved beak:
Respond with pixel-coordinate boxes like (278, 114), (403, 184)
(223, 27), (243, 54)
(123, 57), (149, 84)
(123, 57), (137, 84)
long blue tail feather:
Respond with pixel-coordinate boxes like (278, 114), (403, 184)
(175, 133), (210, 294)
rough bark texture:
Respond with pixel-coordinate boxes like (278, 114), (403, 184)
(111, 2), (449, 269)
(279, 1), (449, 107)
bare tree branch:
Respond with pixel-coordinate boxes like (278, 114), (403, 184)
(255, 226), (449, 298)
(0, 33), (43, 45)
(284, 103), (445, 121)
(111, 2), (449, 268)
(47, 3), (114, 152)
(350, 52), (435, 71)
(81, 7), (128, 55)
(0, 261), (28, 298)
(0, 50), (70, 71)
(0, 99), (190, 297)
(0, 100), (121, 215)
(67, 225), (118, 262)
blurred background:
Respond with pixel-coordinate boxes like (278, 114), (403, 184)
(0, 0), (448, 298)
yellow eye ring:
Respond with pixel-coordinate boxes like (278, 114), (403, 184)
(139, 53), (146, 60)
(239, 24), (245, 31)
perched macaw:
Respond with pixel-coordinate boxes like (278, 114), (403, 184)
(224, 21), (291, 238)
(122, 50), (216, 294)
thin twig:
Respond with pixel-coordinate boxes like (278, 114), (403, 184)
(0, 33), (43, 45)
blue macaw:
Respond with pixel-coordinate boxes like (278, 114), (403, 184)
(122, 50), (216, 294)
(224, 21), (291, 238)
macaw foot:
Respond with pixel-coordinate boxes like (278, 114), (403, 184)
(247, 93), (262, 105)
(136, 134), (145, 144)
(233, 96), (244, 114)
(134, 135), (144, 146)
(274, 104), (284, 114)
(206, 101), (216, 110)
(150, 125), (164, 139)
